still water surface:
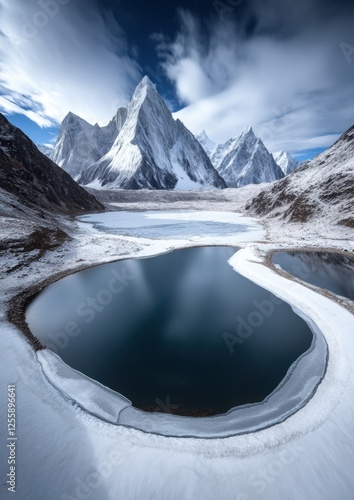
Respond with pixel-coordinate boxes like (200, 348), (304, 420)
(27, 247), (313, 414)
(273, 251), (354, 300)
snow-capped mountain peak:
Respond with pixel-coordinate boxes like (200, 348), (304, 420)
(139, 75), (156, 89)
(241, 125), (254, 137)
(231, 125), (257, 149)
(195, 130), (216, 156)
(52, 108), (127, 180)
(131, 75), (158, 104)
(61, 112), (93, 132)
(204, 126), (284, 188)
(127, 76), (164, 120)
(272, 151), (299, 175)
(112, 76), (170, 147)
(78, 77), (226, 190)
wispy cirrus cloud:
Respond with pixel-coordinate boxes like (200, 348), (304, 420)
(1, 0), (353, 157)
(0, 0), (141, 128)
(155, 0), (354, 154)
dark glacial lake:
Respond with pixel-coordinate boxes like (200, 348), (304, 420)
(273, 251), (354, 301)
(27, 247), (313, 415)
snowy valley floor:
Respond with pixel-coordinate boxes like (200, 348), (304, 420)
(0, 190), (354, 500)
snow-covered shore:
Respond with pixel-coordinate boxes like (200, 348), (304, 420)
(1, 199), (354, 500)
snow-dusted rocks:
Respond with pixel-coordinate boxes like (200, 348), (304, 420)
(248, 124), (354, 226)
(52, 108), (127, 180)
(198, 127), (284, 188)
(272, 151), (299, 175)
(78, 77), (225, 190)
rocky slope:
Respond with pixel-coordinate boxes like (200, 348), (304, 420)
(247, 124), (354, 227)
(0, 113), (103, 216)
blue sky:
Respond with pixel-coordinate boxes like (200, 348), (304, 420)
(1, 0), (354, 159)
(8, 113), (59, 146)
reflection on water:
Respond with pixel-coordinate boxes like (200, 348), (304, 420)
(27, 247), (313, 414)
(273, 251), (354, 300)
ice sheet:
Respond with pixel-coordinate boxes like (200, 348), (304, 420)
(79, 210), (265, 243)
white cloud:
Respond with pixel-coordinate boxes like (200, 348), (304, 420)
(161, 8), (354, 154)
(0, 0), (141, 127)
(0, 95), (53, 127)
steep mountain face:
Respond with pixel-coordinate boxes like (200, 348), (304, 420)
(79, 77), (226, 190)
(195, 130), (216, 157)
(272, 151), (299, 176)
(247, 124), (354, 226)
(205, 127), (284, 188)
(52, 108), (127, 180)
(0, 114), (103, 215)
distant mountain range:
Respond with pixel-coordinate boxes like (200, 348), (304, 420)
(51, 109), (127, 180)
(1, 105), (352, 232)
(247, 124), (354, 226)
(196, 128), (285, 187)
(0, 113), (102, 215)
(50, 77), (298, 190)
(52, 77), (225, 190)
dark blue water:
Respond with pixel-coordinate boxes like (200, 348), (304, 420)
(27, 247), (313, 415)
(273, 251), (354, 300)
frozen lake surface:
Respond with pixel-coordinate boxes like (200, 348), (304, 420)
(79, 210), (265, 242)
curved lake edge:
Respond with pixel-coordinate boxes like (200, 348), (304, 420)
(268, 248), (354, 309)
(21, 244), (329, 439)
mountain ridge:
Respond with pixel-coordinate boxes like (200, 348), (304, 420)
(52, 108), (127, 180)
(78, 77), (226, 190)
(197, 127), (284, 188)
(247, 123), (354, 226)
(272, 151), (299, 176)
